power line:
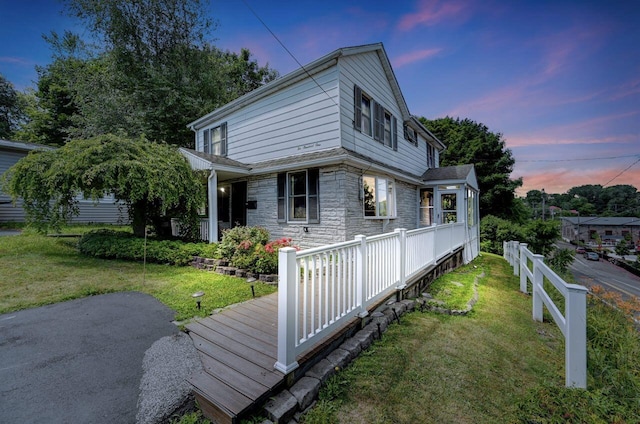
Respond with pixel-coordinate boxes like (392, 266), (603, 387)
(602, 157), (640, 187)
(240, 0), (339, 108)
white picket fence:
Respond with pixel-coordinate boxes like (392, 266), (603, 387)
(503, 241), (588, 388)
(275, 223), (467, 373)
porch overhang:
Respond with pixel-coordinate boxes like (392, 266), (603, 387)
(421, 164), (479, 191)
(179, 148), (251, 180)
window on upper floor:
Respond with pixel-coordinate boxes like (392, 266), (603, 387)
(277, 169), (319, 223)
(203, 122), (227, 156)
(354, 85), (397, 151)
(363, 175), (396, 219)
(426, 143), (436, 169)
(404, 124), (418, 147)
(361, 94), (372, 136)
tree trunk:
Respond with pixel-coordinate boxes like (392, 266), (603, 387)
(131, 200), (147, 238)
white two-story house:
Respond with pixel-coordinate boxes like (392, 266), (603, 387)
(180, 43), (479, 257)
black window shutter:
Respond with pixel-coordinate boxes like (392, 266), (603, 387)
(373, 102), (382, 142)
(220, 122), (227, 156)
(354, 85), (362, 131)
(308, 169), (319, 223)
(277, 173), (286, 222)
(203, 129), (209, 153)
(392, 116), (398, 151)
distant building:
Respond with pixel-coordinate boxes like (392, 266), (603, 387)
(561, 216), (640, 248)
(0, 139), (128, 224)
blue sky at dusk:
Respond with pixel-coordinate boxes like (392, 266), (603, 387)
(1, 0), (638, 196)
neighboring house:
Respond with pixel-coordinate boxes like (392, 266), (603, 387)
(180, 43), (480, 257)
(561, 216), (640, 248)
(0, 139), (128, 224)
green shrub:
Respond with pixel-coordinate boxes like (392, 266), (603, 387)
(253, 238), (298, 275)
(217, 226), (269, 262)
(78, 229), (216, 266)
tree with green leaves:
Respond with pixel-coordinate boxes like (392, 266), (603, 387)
(0, 74), (25, 139)
(1, 134), (204, 238)
(41, 0), (279, 147)
(420, 117), (522, 221)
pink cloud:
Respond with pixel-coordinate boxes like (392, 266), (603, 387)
(515, 166), (640, 196)
(397, 0), (469, 31)
(393, 48), (442, 68)
(506, 112), (640, 148)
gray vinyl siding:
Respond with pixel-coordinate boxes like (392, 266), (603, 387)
(197, 67), (341, 164)
(337, 52), (432, 176)
(0, 146), (128, 224)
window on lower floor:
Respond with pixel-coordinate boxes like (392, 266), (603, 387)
(467, 189), (477, 227)
(419, 188), (434, 226)
(363, 175), (396, 218)
(277, 169), (319, 223)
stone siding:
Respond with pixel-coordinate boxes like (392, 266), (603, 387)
(246, 164), (419, 249)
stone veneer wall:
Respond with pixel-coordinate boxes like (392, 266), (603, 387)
(344, 165), (419, 241)
(246, 165), (348, 249)
(245, 164), (419, 249)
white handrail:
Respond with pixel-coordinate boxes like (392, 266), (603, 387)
(505, 240), (588, 388)
(275, 223), (470, 373)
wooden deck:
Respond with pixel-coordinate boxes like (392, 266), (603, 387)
(186, 293), (285, 424)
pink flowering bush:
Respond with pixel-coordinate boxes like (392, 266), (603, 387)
(217, 227), (298, 274)
(254, 237), (299, 275)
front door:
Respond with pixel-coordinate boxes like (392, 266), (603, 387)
(441, 192), (457, 224)
(231, 181), (247, 227)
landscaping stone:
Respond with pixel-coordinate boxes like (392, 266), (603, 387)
(326, 348), (351, 370)
(339, 338), (362, 360)
(400, 299), (416, 311)
(289, 377), (321, 410)
(352, 327), (374, 350)
(263, 390), (297, 424)
(259, 274), (278, 283)
(305, 359), (336, 384)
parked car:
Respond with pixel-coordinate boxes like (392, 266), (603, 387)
(575, 246), (586, 254)
(584, 251), (599, 261)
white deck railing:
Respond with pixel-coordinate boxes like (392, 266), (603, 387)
(171, 218), (210, 241)
(275, 223), (466, 373)
(503, 241), (588, 388)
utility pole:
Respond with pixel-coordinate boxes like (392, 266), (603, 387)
(541, 188), (546, 221)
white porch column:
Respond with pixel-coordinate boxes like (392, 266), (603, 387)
(207, 170), (218, 243)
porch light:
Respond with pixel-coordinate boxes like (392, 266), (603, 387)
(192, 291), (205, 310)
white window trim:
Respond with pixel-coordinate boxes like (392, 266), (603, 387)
(363, 175), (397, 219)
(278, 169), (319, 224)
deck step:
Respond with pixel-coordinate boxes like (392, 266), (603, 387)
(189, 371), (251, 424)
(186, 293), (285, 423)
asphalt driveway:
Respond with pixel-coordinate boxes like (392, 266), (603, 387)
(0, 292), (179, 423)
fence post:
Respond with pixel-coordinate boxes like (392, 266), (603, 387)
(355, 235), (369, 317)
(519, 243), (528, 293)
(512, 241), (520, 276)
(565, 285), (588, 388)
(503, 241), (508, 261)
(395, 228), (407, 290)
(274, 247), (299, 374)
(532, 254), (545, 322)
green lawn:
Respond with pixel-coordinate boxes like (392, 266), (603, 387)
(302, 253), (567, 424)
(0, 227), (276, 321)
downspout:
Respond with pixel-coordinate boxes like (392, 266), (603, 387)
(208, 169), (218, 243)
